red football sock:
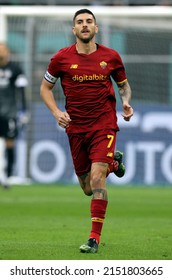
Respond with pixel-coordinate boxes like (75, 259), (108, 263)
(106, 160), (119, 177)
(89, 199), (108, 244)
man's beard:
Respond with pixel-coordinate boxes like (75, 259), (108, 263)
(77, 33), (94, 44)
(81, 38), (91, 43)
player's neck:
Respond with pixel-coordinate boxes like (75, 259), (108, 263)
(76, 42), (97, 55)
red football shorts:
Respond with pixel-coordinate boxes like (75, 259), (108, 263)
(67, 129), (117, 177)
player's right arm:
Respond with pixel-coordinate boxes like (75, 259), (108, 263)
(40, 79), (71, 128)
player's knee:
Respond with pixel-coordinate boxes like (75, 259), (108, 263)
(83, 188), (93, 196)
(82, 186), (93, 196)
(91, 173), (103, 188)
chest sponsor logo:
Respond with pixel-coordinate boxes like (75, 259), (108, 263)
(72, 74), (107, 82)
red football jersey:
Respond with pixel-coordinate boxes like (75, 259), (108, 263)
(44, 43), (127, 133)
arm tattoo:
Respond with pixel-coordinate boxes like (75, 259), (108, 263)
(118, 80), (132, 104)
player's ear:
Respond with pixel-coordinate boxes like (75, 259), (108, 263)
(72, 26), (76, 35)
(95, 24), (98, 34)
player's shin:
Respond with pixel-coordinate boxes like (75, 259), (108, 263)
(89, 198), (108, 244)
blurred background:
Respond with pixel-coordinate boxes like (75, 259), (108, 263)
(0, 1), (172, 186)
(0, 0), (172, 6)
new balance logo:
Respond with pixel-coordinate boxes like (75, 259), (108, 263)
(70, 64), (78, 69)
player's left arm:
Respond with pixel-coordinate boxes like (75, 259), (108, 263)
(15, 72), (30, 124)
(118, 79), (133, 122)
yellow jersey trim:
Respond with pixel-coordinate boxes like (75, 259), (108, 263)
(116, 78), (127, 85)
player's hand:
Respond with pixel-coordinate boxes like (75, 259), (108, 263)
(122, 104), (133, 121)
(57, 111), (71, 128)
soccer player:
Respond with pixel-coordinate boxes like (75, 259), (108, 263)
(0, 43), (28, 188)
(40, 9), (133, 253)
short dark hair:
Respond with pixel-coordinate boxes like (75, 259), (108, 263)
(73, 9), (96, 24)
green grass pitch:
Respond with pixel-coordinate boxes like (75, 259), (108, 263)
(0, 184), (171, 260)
